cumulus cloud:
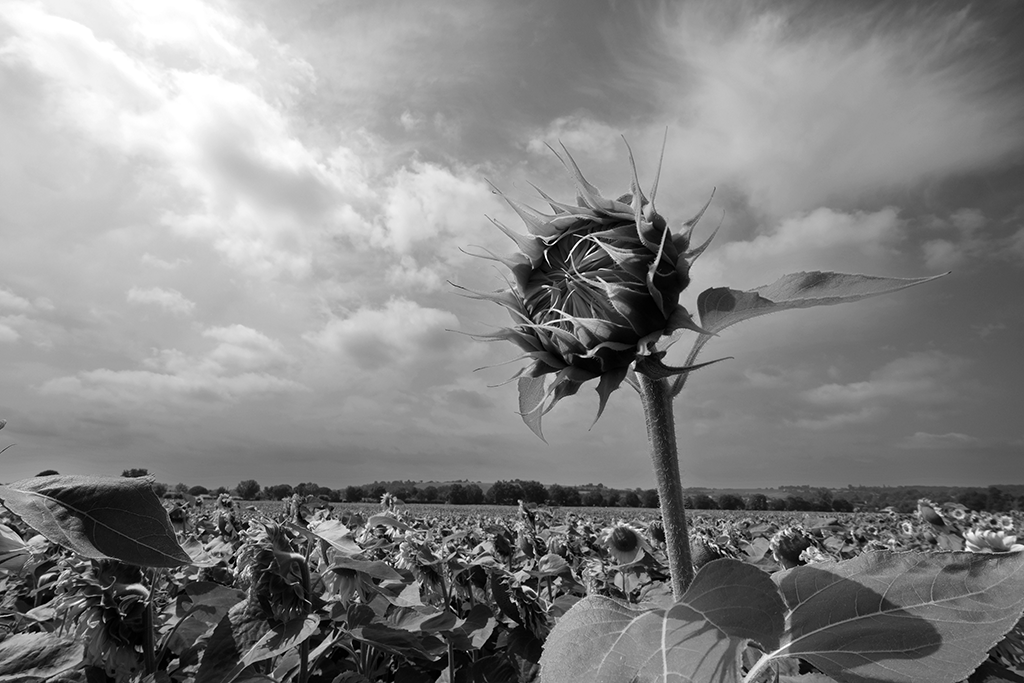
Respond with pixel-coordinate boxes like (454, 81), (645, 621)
(377, 162), (496, 253)
(127, 286), (196, 316)
(0, 0), (371, 281)
(304, 298), (458, 365)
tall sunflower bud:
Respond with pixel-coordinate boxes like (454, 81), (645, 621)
(457, 140), (716, 439)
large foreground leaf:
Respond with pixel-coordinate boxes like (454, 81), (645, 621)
(0, 474), (189, 567)
(540, 558), (785, 682)
(766, 551), (1024, 683)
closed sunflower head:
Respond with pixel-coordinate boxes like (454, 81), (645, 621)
(457, 139), (716, 439)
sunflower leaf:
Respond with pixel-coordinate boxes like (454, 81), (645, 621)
(698, 271), (948, 337)
(767, 550), (1024, 683)
(0, 474), (189, 567)
(539, 558), (785, 682)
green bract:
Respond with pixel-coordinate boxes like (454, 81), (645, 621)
(457, 141), (716, 439)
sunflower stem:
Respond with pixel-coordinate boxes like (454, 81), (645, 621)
(143, 568), (156, 675)
(637, 373), (693, 598)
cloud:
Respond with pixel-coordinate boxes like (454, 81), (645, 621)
(788, 407), (880, 431)
(0, 289), (33, 312)
(801, 350), (971, 408)
(377, 162), (496, 253)
(526, 115), (624, 162)
(39, 324), (303, 406)
(126, 286), (196, 316)
(900, 431), (983, 449)
(305, 298), (458, 366)
(588, 4), (1024, 216)
(141, 253), (189, 270)
(0, 321), (19, 343)
(0, 0), (371, 281)
(694, 207), (904, 292)
(972, 322), (1006, 339)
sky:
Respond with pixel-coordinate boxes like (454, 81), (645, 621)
(1, 0), (1023, 491)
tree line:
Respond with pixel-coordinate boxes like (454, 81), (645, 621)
(114, 469), (1024, 512)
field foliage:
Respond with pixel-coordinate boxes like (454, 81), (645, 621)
(0, 476), (1022, 683)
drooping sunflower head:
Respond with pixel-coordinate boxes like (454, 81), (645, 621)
(458, 139), (714, 439)
(601, 521), (648, 565)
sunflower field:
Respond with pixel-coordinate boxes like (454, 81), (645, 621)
(0, 474), (1022, 683)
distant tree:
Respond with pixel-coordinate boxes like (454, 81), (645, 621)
(562, 486), (581, 506)
(747, 493), (769, 511)
(419, 486), (439, 503)
(547, 484), (569, 506)
(264, 483), (294, 500)
(640, 488), (659, 508)
(236, 479), (260, 501)
(215, 486), (229, 496)
(391, 486), (414, 502)
(121, 468), (149, 478)
(582, 490), (605, 507)
(768, 497), (788, 511)
(36, 469), (59, 476)
(464, 483), (485, 504)
(369, 485), (387, 501)
(831, 498), (854, 513)
(174, 483), (189, 494)
(344, 486), (365, 503)
(295, 482), (321, 497)
(691, 494), (717, 510)
(188, 485), (209, 496)
(487, 480), (523, 506)
(621, 490), (641, 508)
(785, 496), (813, 512)
(988, 486), (1008, 512)
(814, 488), (834, 511)
(604, 489), (621, 507)
(151, 482), (169, 497)
(518, 480), (548, 505)
(716, 493), (745, 510)
(445, 483), (466, 505)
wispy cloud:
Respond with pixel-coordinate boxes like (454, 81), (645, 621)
(900, 431), (983, 449)
(801, 350), (971, 408)
(39, 324), (304, 407)
(127, 287), (196, 316)
(649, 4), (1024, 216)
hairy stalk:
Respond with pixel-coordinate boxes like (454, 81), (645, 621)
(143, 568), (156, 675)
(298, 557), (311, 683)
(637, 373), (693, 598)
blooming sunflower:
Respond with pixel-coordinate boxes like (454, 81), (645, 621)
(964, 528), (1024, 554)
(456, 140), (719, 439)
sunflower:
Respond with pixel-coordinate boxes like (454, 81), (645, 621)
(55, 560), (148, 681)
(457, 140), (718, 439)
(964, 529), (1023, 554)
(601, 522), (649, 565)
